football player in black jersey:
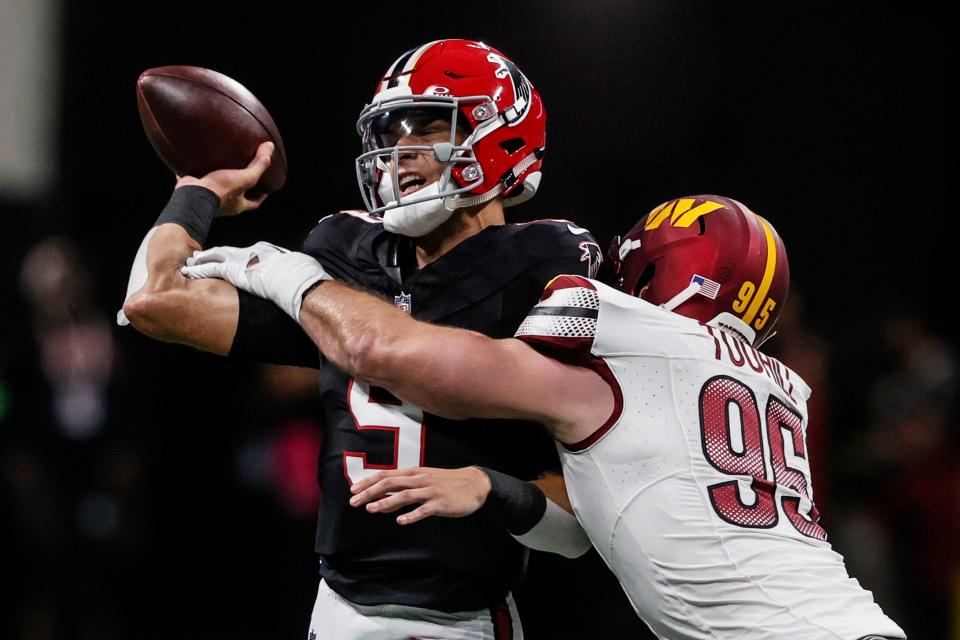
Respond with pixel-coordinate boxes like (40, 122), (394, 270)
(120, 40), (636, 639)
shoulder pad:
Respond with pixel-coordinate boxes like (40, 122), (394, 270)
(510, 218), (592, 241)
(515, 275), (600, 353)
(503, 220), (603, 279)
(312, 209), (383, 232)
(301, 210), (384, 281)
(303, 210), (381, 249)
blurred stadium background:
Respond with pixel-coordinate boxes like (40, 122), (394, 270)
(0, 2), (953, 638)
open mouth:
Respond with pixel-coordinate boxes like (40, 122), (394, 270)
(399, 174), (427, 197)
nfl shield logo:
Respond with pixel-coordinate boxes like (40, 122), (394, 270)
(394, 292), (412, 314)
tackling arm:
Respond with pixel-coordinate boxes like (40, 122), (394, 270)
(298, 279), (612, 441)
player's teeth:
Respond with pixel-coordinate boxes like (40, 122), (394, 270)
(401, 178), (423, 192)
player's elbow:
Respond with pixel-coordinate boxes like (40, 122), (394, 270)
(343, 328), (396, 382)
(346, 329), (476, 421)
(342, 326), (422, 389)
(122, 290), (179, 341)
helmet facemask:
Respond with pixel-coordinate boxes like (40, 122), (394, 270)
(355, 90), (502, 236)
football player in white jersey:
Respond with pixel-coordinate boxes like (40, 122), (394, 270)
(181, 195), (906, 639)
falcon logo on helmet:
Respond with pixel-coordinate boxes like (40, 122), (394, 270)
(354, 39), (547, 237)
(485, 52), (532, 124)
(609, 195), (789, 347)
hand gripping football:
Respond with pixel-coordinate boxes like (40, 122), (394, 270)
(136, 65), (287, 194)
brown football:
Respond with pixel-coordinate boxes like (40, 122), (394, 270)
(136, 65), (287, 194)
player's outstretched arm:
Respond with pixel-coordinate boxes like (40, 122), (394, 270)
(179, 245), (614, 440)
(120, 143), (273, 355)
(298, 279), (613, 442)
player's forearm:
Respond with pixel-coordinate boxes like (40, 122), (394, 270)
(122, 224), (239, 354)
(299, 280), (606, 428)
(299, 281), (512, 420)
(297, 281), (426, 388)
(121, 189), (239, 355)
(138, 223), (201, 293)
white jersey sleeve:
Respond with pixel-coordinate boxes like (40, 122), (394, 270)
(515, 275), (905, 640)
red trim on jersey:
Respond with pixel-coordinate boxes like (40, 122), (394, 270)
(561, 354), (625, 452)
(538, 273), (596, 301)
(342, 379), (402, 484)
(518, 276), (622, 450)
(518, 333), (594, 354)
(490, 600), (513, 640)
(514, 335), (625, 452)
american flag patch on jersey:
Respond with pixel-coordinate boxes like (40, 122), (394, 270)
(691, 274), (721, 299)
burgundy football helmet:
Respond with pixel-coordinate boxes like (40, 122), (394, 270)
(354, 39), (546, 233)
(609, 195), (789, 346)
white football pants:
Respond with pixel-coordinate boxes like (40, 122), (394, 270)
(307, 579), (524, 640)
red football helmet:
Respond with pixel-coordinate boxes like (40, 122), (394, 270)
(609, 195), (789, 346)
(354, 39), (546, 221)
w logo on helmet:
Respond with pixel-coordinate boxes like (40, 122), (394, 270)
(644, 198), (726, 231)
(486, 53), (532, 125)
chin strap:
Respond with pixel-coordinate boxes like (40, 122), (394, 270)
(450, 150), (541, 209)
(380, 150), (542, 237)
(707, 312), (757, 345)
(381, 185), (457, 237)
(450, 184), (502, 209)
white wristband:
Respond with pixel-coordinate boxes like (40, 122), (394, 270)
(511, 498), (592, 558)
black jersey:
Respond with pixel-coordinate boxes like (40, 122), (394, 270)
(299, 211), (601, 612)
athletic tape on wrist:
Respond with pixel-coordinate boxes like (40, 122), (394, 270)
(476, 466), (547, 535)
(154, 186), (221, 244)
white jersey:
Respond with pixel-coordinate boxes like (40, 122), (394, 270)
(515, 275), (904, 640)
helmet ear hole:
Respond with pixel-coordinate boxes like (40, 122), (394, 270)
(499, 138), (524, 154)
(697, 216), (706, 236)
(634, 263), (656, 297)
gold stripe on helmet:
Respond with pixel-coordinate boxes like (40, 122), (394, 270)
(741, 216), (777, 326)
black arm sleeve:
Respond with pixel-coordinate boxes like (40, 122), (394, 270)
(476, 466), (548, 535)
(227, 290), (320, 369)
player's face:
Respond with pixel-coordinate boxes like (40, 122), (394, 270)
(377, 113), (468, 198)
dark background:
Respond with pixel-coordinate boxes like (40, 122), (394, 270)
(1, 2), (953, 638)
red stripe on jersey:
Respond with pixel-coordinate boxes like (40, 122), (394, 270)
(514, 334), (625, 452)
(562, 354), (625, 452)
(539, 274), (596, 301)
(516, 333), (593, 355)
(490, 600), (513, 640)
(517, 276), (620, 449)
